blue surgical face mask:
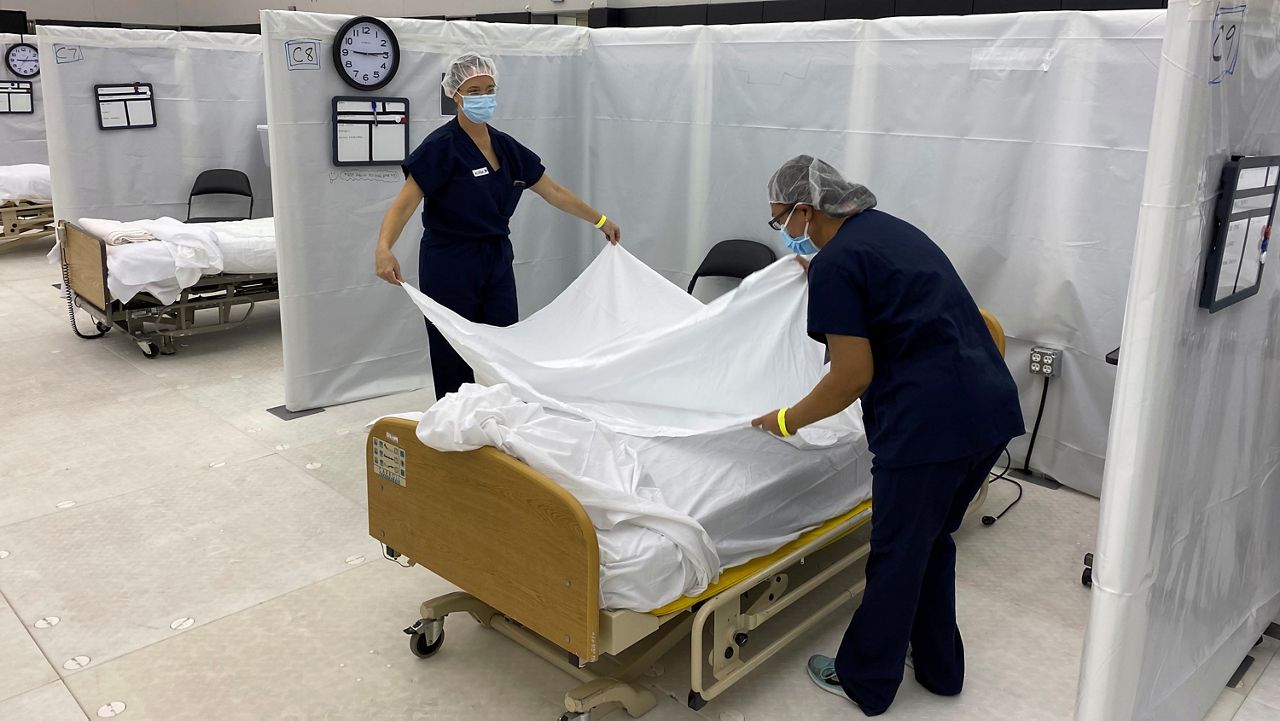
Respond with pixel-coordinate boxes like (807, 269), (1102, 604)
(778, 208), (818, 255)
(461, 94), (496, 124)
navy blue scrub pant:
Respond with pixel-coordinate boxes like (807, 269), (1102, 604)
(834, 441), (1008, 716)
(418, 237), (517, 400)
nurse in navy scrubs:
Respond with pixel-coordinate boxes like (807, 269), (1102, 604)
(374, 53), (620, 399)
(751, 156), (1024, 716)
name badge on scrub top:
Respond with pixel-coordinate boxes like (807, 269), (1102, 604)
(472, 167), (490, 177)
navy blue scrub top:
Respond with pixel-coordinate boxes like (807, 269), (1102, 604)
(806, 209), (1025, 468)
(401, 118), (546, 244)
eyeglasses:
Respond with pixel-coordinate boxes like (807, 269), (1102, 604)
(768, 204), (797, 231)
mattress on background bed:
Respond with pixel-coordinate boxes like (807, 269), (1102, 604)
(60, 217), (277, 305)
(204, 217), (277, 273)
(0, 164), (52, 202)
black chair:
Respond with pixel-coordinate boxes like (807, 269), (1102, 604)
(687, 239), (777, 294)
(186, 169), (253, 223)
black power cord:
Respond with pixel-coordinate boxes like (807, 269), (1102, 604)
(982, 448), (1022, 526)
(1020, 376), (1052, 474)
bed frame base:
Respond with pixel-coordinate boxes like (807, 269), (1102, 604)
(0, 200), (55, 247)
(370, 418), (990, 720)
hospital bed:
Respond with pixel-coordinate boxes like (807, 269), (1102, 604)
(0, 164), (55, 247)
(367, 312), (1009, 720)
(56, 218), (278, 357)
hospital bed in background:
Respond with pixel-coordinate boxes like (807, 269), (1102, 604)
(0, 164), (54, 247)
(367, 311), (1009, 720)
(56, 217), (278, 357)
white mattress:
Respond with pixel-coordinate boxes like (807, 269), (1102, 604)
(205, 217), (277, 274)
(0, 164), (52, 202)
(406, 383), (872, 612)
(603, 426), (871, 611)
(62, 216), (276, 305)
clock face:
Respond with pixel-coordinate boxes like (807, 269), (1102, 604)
(333, 17), (398, 91)
(6, 43), (39, 78)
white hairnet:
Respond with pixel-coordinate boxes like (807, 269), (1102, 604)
(442, 53), (498, 96)
(767, 155), (877, 217)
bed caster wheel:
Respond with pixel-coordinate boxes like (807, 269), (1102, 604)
(558, 713), (590, 721)
(95, 321), (111, 334)
(1084, 553), (1094, 567)
(406, 619), (444, 658)
(138, 341), (160, 359)
(1082, 567), (1093, 588)
(688, 691), (707, 711)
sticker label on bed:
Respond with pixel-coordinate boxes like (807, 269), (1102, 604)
(372, 437), (406, 487)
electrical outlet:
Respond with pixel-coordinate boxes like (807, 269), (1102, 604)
(1029, 346), (1061, 378)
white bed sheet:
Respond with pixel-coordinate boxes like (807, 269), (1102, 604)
(396, 246), (873, 611)
(396, 385), (871, 612)
(0, 164), (52, 202)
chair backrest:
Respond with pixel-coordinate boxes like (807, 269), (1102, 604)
(687, 239), (777, 294)
(980, 309), (1007, 359)
(187, 169), (253, 222)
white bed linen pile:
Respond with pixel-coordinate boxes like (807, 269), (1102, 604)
(0, 164), (52, 202)
(393, 246), (872, 611)
(51, 217), (277, 305)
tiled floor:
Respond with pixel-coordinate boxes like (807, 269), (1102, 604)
(1, 236), (1278, 721)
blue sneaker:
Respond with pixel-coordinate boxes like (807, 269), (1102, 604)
(807, 655), (860, 709)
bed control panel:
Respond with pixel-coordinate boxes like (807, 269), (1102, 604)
(373, 437), (407, 487)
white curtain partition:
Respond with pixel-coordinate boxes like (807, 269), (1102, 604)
(262, 12), (593, 414)
(37, 26), (270, 223)
(1, 33), (47, 164)
(265, 9), (1162, 498)
(587, 14), (1165, 496)
(1077, 0), (1280, 719)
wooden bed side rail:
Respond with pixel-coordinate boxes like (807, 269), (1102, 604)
(366, 417), (603, 661)
(59, 221), (110, 314)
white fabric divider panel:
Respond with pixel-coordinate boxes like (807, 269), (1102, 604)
(268, 11), (1164, 495)
(0, 33), (46, 164)
(1077, 1), (1280, 719)
(37, 26), (270, 223)
(262, 11), (593, 411)
(587, 12), (1165, 495)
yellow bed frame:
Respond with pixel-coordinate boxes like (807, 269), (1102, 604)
(0, 199), (55, 248)
(366, 311), (1008, 721)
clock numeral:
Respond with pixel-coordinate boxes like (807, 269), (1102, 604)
(345, 60), (352, 68)
(381, 63), (387, 69)
(345, 37), (353, 45)
(373, 71), (380, 78)
(381, 40), (387, 47)
(342, 48), (349, 56)
(362, 74), (370, 82)
(361, 26), (370, 34)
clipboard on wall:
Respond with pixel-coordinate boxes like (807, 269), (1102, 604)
(331, 96), (410, 167)
(95, 82), (156, 130)
(0, 80), (33, 114)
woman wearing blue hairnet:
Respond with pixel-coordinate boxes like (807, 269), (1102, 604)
(752, 156), (1024, 716)
(375, 53), (620, 399)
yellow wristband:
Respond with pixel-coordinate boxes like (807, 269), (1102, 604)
(594, 214), (608, 229)
(777, 408), (792, 437)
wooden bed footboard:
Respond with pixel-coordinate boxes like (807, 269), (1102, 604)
(60, 221), (111, 315)
(366, 417), (603, 661)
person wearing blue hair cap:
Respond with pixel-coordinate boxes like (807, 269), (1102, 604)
(753, 155), (1025, 717)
